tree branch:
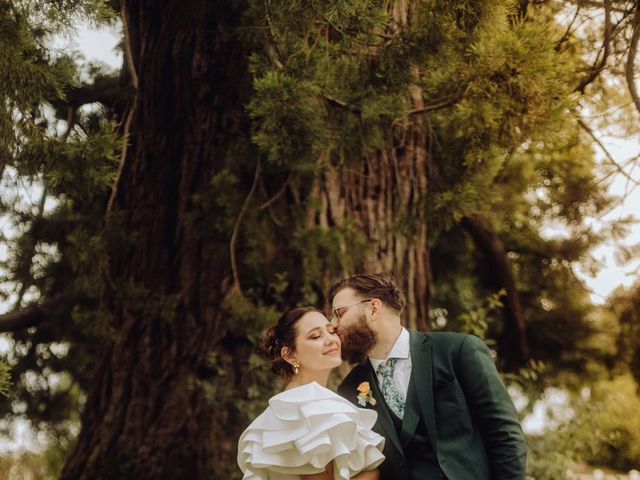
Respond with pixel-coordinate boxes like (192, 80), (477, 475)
(258, 177), (285, 226)
(406, 94), (461, 115)
(106, 105), (135, 217)
(574, 0), (612, 93)
(461, 214), (529, 369)
(572, 0), (634, 13)
(62, 106), (76, 140)
(50, 73), (126, 117)
(0, 295), (67, 333)
(230, 159), (261, 292)
(121, 0), (138, 90)
(322, 94), (362, 113)
(578, 119), (640, 186)
(263, 0), (285, 71)
(626, 10), (640, 116)
(555, 4), (581, 51)
(517, 0), (529, 19)
(259, 174), (290, 210)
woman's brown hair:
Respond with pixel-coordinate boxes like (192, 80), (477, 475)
(257, 307), (323, 378)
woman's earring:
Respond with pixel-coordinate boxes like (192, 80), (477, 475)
(292, 361), (300, 375)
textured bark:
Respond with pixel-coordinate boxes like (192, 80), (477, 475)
(319, 3), (434, 331)
(460, 214), (529, 368)
(61, 2), (249, 479)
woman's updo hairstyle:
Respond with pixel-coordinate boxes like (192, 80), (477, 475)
(257, 307), (323, 378)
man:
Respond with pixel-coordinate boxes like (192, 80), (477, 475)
(328, 273), (527, 480)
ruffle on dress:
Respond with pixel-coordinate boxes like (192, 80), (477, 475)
(238, 382), (385, 480)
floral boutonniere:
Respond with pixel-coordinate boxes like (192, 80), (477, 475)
(356, 381), (377, 407)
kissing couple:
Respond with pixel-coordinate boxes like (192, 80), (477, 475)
(238, 272), (527, 480)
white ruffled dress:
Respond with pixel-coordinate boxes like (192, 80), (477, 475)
(237, 382), (385, 480)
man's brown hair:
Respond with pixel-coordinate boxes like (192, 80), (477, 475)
(327, 272), (405, 312)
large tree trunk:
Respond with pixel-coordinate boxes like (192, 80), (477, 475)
(320, 3), (434, 331)
(62, 2), (248, 478)
(461, 214), (529, 368)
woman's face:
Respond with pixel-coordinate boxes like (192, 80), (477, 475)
(292, 311), (342, 372)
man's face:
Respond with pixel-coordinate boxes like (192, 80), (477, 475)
(331, 288), (376, 363)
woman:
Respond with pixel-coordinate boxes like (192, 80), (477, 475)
(237, 307), (385, 480)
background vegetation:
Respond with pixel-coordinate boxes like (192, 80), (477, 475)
(0, 0), (639, 478)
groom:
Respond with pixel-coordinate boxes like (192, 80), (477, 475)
(329, 273), (527, 480)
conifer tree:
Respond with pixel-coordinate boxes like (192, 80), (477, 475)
(0, 0), (634, 478)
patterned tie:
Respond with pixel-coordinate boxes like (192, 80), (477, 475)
(377, 358), (405, 419)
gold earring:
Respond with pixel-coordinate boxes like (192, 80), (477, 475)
(292, 361), (300, 375)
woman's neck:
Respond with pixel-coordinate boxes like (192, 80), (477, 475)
(286, 369), (331, 389)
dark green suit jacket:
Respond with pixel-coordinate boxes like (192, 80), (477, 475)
(337, 331), (527, 480)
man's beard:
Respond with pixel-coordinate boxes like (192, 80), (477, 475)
(339, 314), (376, 364)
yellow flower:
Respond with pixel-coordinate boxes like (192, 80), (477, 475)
(357, 382), (370, 394)
(356, 382), (376, 407)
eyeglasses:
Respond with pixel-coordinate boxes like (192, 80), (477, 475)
(329, 299), (372, 322)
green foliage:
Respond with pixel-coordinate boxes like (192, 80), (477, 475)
(0, 0), (637, 477)
(291, 223), (370, 304)
(572, 376), (640, 471)
(457, 289), (506, 341)
(0, 361), (10, 396)
(607, 284), (640, 387)
(20, 120), (120, 203)
(526, 434), (574, 480)
(249, 72), (327, 169)
(526, 376), (640, 475)
(0, 0), (120, 458)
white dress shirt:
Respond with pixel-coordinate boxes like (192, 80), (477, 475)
(368, 327), (412, 402)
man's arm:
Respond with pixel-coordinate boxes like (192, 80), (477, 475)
(456, 335), (528, 479)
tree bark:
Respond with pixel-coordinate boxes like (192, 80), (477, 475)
(319, 3), (434, 332)
(61, 2), (249, 478)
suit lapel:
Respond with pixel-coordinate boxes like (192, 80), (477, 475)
(362, 361), (404, 457)
(400, 369), (419, 447)
(410, 331), (438, 451)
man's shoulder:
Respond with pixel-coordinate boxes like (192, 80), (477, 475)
(410, 330), (474, 348)
(410, 331), (491, 361)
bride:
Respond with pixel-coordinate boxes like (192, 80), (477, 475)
(237, 307), (385, 480)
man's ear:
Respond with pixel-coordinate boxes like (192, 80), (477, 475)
(370, 298), (382, 317)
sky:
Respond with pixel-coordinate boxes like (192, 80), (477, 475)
(573, 138), (640, 303)
(0, 19), (639, 451)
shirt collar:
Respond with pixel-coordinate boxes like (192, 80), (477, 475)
(368, 327), (410, 369)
